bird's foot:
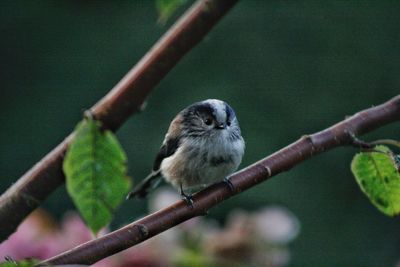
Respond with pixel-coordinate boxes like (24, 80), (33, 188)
(180, 184), (194, 209)
(223, 177), (235, 193)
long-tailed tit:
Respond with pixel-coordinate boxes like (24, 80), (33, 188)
(126, 99), (245, 203)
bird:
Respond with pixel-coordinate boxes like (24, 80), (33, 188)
(126, 99), (245, 204)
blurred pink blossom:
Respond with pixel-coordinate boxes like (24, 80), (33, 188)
(0, 189), (300, 267)
(0, 209), (61, 260)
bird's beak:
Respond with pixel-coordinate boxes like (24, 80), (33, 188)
(215, 122), (226, 129)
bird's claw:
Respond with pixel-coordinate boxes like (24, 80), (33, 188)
(223, 177), (235, 192)
(180, 184), (194, 209)
(181, 194), (194, 208)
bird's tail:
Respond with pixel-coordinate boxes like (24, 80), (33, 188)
(126, 170), (162, 200)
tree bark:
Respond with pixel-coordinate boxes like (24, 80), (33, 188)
(0, 0), (238, 242)
(40, 95), (400, 266)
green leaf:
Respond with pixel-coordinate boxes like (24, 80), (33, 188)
(0, 259), (38, 267)
(63, 118), (131, 234)
(351, 145), (400, 216)
(156, 0), (187, 24)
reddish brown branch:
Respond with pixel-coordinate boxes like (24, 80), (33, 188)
(0, 0), (238, 241)
(40, 95), (400, 266)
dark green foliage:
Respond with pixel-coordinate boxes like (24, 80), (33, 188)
(2, 1), (400, 265)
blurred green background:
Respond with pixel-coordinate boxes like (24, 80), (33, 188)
(1, 1), (400, 266)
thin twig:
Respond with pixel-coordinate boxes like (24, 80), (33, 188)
(40, 95), (400, 266)
(0, 0), (238, 241)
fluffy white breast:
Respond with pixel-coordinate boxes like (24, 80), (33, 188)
(160, 129), (244, 192)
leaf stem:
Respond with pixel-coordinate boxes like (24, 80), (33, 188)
(370, 139), (400, 149)
(40, 95), (400, 266)
(0, 0), (239, 241)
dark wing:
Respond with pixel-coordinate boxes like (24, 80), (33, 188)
(127, 116), (182, 200)
(152, 135), (180, 171)
(152, 112), (183, 171)
(126, 136), (181, 199)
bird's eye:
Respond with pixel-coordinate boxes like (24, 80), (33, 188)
(204, 118), (212, 125)
(227, 120), (231, 126)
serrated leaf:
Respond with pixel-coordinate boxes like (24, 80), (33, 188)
(351, 145), (400, 216)
(63, 118), (131, 234)
(156, 0), (187, 24)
